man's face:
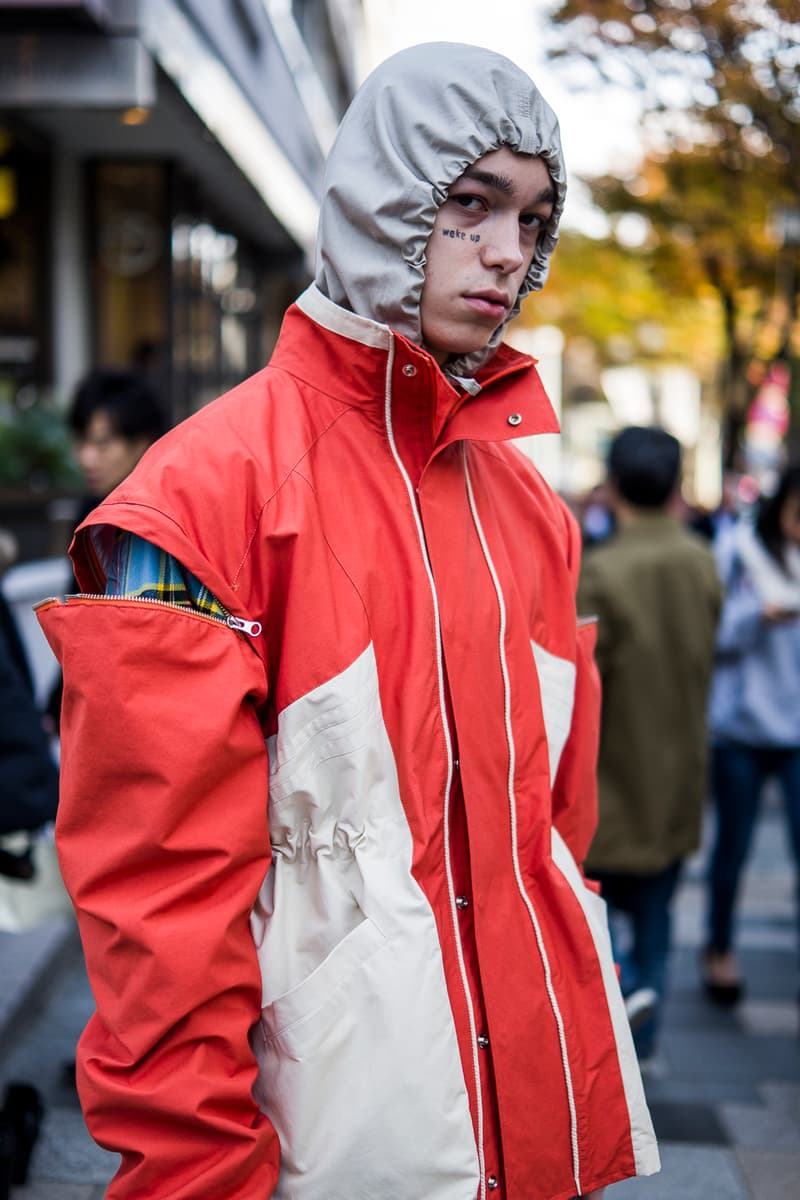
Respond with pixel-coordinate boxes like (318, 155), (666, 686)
(75, 409), (150, 497)
(420, 146), (555, 364)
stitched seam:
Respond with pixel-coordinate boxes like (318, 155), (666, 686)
(470, 441), (567, 537)
(267, 363), (382, 414)
(291, 466), (374, 640)
(463, 444), (582, 1197)
(230, 404), (361, 590)
(90, 499), (192, 540)
(383, 343), (486, 1199)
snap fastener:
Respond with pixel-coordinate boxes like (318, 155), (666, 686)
(456, 896), (469, 910)
(487, 1175), (499, 1190)
(402, 364), (417, 377)
(507, 413), (522, 426)
(477, 1034), (489, 1049)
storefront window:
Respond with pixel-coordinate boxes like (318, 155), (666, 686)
(92, 162), (272, 424)
(90, 161), (170, 394)
(171, 208), (264, 421)
(0, 125), (50, 405)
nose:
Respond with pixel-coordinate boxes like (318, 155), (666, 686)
(480, 214), (525, 275)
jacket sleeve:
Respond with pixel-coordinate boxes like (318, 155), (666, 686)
(550, 501), (602, 873)
(37, 584), (280, 1198)
(709, 528), (766, 658)
(715, 582), (764, 658)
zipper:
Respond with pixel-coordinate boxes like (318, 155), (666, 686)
(225, 613), (263, 637)
(34, 593), (262, 638)
(462, 446), (583, 1196)
(383, 338), (487, 1199)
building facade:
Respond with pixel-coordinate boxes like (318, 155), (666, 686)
(0, 0), (363, 555)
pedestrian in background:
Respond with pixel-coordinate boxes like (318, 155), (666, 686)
(0, 530), (58, 858)
(0, 529), (57, 1191)
(578, 426), (721, 1063)
(38, 43), (658, 1200)
(46, 369), (166, 730)
(69, 367), (166, 506)
(703, 462), (800, 1006)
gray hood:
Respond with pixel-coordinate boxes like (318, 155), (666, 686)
(314, 41), (566, 378)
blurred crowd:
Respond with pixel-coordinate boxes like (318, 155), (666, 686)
(571, 432), (800, 1067)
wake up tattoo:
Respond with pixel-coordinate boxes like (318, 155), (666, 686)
(442, 229), (481, 242)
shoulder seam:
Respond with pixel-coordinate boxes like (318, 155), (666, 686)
(231, 403), (359, 590)
(469, 440), (564, 530)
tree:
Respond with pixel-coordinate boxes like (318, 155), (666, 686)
(524, 229), (723, 377)
(545, 0), (800, 463)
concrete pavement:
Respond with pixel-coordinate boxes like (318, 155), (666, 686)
(612, 792), (800, 1199)
(1, 795), (797, 1198)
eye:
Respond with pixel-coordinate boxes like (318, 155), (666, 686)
(452, 193), (484, 212)
(520, 212), (547, 231)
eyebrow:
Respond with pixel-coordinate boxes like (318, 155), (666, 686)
(463, 167), (515, 195)
(461, 167), (556, 208)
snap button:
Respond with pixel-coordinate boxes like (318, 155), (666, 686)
(456, 896), (469, 910)
(477, 1034), (489, 1049)
(507, 413), (522, 426)
(487, 1175), (499, 1190)
(402, 363), (417, 377)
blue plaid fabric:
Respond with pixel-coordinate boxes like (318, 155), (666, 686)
(105, 532), (227, 621)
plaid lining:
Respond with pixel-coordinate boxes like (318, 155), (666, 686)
(105, 532), (228, 622)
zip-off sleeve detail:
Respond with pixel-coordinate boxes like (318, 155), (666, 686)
(106, 530), (230, 621)
(38, 596), (277, 1199)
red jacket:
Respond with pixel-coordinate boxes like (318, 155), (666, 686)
(39, 287), (658, 1200)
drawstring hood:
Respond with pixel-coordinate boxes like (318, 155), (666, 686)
(314, 42), (566, 380)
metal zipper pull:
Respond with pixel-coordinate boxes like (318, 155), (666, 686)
(226, 614), (262, 637)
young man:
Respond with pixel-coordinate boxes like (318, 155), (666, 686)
(69, 368), (166, 501)
(578, 427), (721, 1062)
(39, 44), (658, 1200)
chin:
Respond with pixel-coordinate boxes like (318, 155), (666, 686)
(426, 334), (491, 363)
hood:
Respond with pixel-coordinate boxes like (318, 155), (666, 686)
(314, 41), (566, 379)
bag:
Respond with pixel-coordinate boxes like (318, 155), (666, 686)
(0, 833), (71, 932)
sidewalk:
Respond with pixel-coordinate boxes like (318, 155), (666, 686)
(614, 793), (800, 1200)
(0, 920), (117, 1200)
(0, 797), (797, 1198)
(0, 917), (76, 1064)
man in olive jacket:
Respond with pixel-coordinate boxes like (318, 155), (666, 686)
(578, 426), (721, 1061)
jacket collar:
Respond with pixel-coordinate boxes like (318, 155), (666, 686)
(275, 285), (560, 451)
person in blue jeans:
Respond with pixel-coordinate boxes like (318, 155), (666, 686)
(588, 864), (683, 1057)
(704, 463), (800, 1005)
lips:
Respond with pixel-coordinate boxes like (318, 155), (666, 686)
(463, 291), (510, 319)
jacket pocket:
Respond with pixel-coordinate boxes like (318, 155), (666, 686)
(259, 916), (387, 1061)
(252, 913), (480, 1200)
